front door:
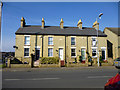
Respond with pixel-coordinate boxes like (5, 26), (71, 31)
(59, 48), (63, 60)
(102, 49), (106, 60)
(35, 50), (40, 60)
(81, 48), (86, 60)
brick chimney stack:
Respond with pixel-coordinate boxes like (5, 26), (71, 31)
(92, 20), (99, 30)
(60, 18), (64, 29)
(21, 17), (25, 27)
(77, 19), (82, 29)
(41, 18), (45, 29)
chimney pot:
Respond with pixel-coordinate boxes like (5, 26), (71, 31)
(60, 18), (64, 29)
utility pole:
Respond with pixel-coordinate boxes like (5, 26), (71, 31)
(96, 13), (103, 67)
(0, 2), (3, 52)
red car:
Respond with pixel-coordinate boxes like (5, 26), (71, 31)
(104, 73), (120, 90)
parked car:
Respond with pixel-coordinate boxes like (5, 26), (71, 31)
(104, 73), (120, 90)
(114, 57), (120, 69)
(104, 58), (120, 90)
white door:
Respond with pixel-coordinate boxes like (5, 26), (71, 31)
(59, 48), (63, 60)
(81, 48), (86, 60)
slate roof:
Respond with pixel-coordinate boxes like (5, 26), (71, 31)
(105, 27), (120, 36)
(15, 25), (107, 37)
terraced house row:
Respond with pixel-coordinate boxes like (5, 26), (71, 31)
(14, 17), (119, 66)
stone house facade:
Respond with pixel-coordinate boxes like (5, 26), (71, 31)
(15, 17), (107, 66)
(104, 27), (120, 62)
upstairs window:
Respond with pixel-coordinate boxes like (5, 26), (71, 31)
(71, 37), (75, 45)
(92, 37), (97, 47)
(25, 36), (30, 45)
(48, 37), (53, 45)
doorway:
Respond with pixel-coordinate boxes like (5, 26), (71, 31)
(35, 49), (40, 60)
(59, 48), (63, 60)
(59, 48), (64, 67)
(101, 49), (106, 60)
(81, 48), (86, 61)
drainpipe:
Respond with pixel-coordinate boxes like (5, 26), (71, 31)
(65, 35), (66, 66)
(87, 36), (88, 60)
(42, 35), (44, 57)
(35, 34), (37, 61)
(87, 36), (88, 53)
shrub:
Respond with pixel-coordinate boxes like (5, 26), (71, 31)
(99, 55), (103, 63)
(79, 56), (82, 63)
(10, 58), (23, 64)
(88, 55), (93, 63)
(41, 57), (59, 64)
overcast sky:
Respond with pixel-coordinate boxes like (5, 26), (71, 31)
(1, 2), (118, 52)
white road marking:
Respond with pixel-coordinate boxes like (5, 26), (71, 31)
(87, 76), (113, 78)
(4, 78), (60, 81)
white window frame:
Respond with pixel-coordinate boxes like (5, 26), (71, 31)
(48, 37), (53, 45)
(48, 48), (53, 57)
(101, 47), (106, 60)
(91, 47), (97, 58)
(24, 48), (30, 57)
(71, 48), (76, 57)
(91, 37), (97, 47)
(24, 35), (30, 45)
(71, 37), (76, 45)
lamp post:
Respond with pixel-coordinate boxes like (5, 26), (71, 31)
(96, 13), (103, 67)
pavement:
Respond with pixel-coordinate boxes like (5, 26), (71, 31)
(2, 66), (119, 89)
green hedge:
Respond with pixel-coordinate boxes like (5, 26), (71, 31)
(40, 57), (59, 64)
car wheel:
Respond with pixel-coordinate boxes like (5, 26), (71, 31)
(115, 66), (120, 69)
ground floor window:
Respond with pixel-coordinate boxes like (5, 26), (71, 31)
(24, 48), (29, 57)
(92, 48), (97, 58)
(48, 48), (53, 57)
(71, 48), (76, 57)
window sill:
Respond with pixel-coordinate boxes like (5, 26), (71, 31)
(48, 45), (54, 46)
(71, 45), (76, 46)
(24, 44), (30, 46)
(24, 56), (30, 58)
(92, 56), (97, 58)
(71, 56), (76, 58)
(48, 56), (53, 57)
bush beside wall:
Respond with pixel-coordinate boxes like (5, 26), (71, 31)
(40, 57), (59, 64)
